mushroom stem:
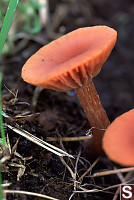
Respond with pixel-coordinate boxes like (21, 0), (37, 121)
(75, 79), (110, 154)
(75, 79), (109, 128)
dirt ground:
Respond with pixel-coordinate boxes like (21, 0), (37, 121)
(0, 0), (134, 199)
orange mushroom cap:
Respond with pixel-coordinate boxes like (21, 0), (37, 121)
(22, 26), (117, 91)
(103, 109), (134, 166)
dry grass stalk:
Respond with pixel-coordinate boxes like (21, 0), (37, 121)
(4, 189), (59, 200)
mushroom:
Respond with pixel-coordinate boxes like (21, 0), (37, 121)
(103, 109), (134, 166)
(21, 26), (117, 154)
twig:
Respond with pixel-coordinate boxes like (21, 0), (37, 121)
(69, 193), (75, 200)
(74, 148), (81, 190)
(60, 157), (75, 181)
(5, 123), (74, 158)
(45, 135), (92, 142)
(4, 189), (59, 200)
(92, 167), (134, 177)
(79, 156), (101, 182)
(74, 183), (121, 193)
(112, 186), (120, 200)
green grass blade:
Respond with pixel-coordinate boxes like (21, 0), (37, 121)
(0, 0), (19, 55)
(0, 73), (6, 147)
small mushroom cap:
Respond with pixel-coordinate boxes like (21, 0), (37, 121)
(103, 109), (134, 166)
(22, 26), (117, 91)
